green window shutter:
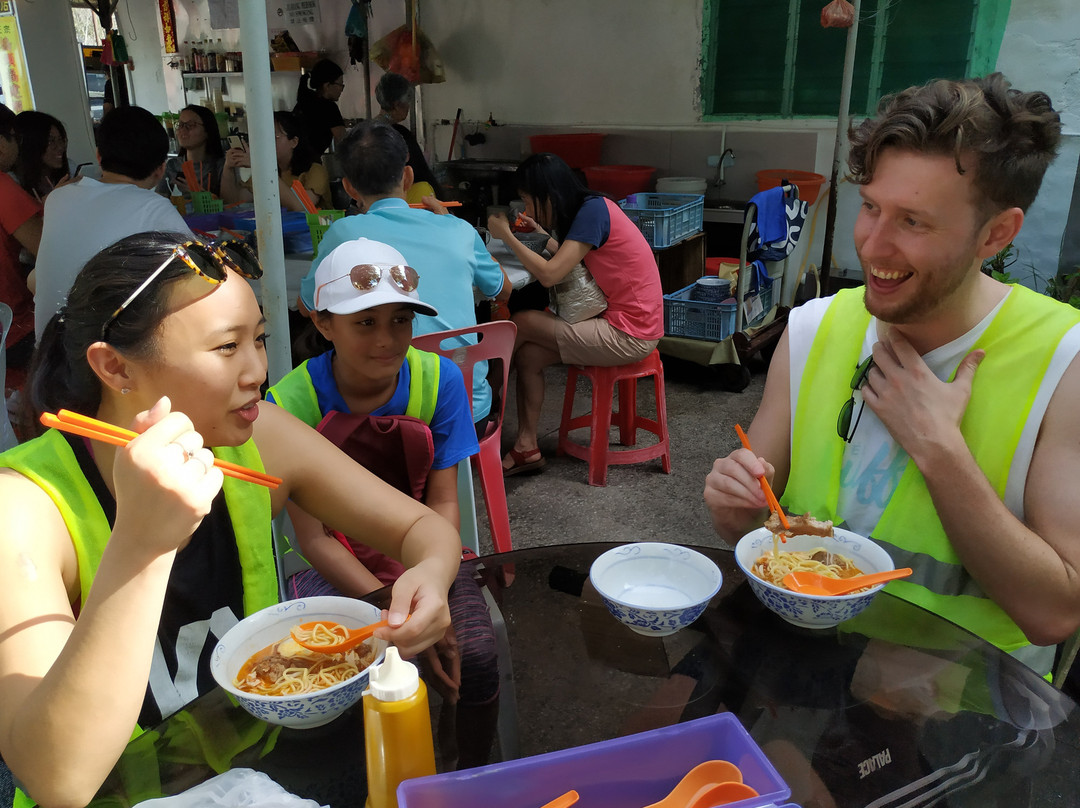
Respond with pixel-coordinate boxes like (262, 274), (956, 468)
(702, 0), (1012, 119)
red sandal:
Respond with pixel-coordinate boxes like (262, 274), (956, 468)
(503, 448), (546, 477)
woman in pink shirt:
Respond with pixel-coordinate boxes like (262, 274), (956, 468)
(487, 153), (663, 475)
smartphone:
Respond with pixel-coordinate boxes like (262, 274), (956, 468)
(228, 135), (246, 151)
(73, 161), (93, 178)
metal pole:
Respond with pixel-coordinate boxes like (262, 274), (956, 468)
(238, 0), (291, 385)
(818, 0), (861, 297)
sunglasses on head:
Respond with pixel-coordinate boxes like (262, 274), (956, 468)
(314, 263), (420, 310)
(836, 355), (875, 443)
(100, 240), (263, 341)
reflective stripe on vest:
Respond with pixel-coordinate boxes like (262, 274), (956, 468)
(0, 429), (278, 617)
(267, 346), (441, 426)
(785, 286), (1080, 664)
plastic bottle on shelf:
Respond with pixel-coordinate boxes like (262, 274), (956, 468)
(362, 647), (436, 808)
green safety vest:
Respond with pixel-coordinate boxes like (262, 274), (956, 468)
(786, 286), (1080, 666)
(267, 345), (441, 426)
(0, 428), (280, 807)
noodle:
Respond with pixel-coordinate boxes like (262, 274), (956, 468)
(752, 547), (864, 590)
(234, 621), (377, 696)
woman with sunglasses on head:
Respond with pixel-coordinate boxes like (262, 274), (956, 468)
(156, 105), (225, 198)
(293, 58), (347, 161)
(222, 110), (329, 212)
(12, 110), (73, 201)
(0, 232), (460, 807)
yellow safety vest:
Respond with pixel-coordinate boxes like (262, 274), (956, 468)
(786, 286), (1079, 665)
(267, 345), (441, 427)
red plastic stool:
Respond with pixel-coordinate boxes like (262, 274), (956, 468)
(557, 349), (672, 486)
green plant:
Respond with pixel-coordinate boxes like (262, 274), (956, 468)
(981, 243), (1019, 283)
(1045, 268), (1080, 309)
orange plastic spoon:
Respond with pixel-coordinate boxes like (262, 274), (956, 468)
(642, 760), (744, 808)
(290, 615), (409, 654)
(686, 781), (759, 807)
(539, 791), (579, 808)
(783, 567), (914, 596)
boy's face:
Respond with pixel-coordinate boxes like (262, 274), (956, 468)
(315, 303), (416, 391)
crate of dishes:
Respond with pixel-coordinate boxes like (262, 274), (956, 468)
(397, 712), (790, 808)
(619, 192), (704, 249)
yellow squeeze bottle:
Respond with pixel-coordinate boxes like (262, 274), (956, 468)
(363, 647), (436, 808)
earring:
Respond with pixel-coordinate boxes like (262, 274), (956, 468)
(121, 387), (131, 395)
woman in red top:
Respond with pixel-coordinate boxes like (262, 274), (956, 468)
(0, 103), (43, 389)
(487, 153), (664, 475)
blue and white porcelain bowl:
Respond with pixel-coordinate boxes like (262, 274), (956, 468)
(735, 527), (895, 629)
(590, 543), (723, 636)
(210, 596), (387, 729)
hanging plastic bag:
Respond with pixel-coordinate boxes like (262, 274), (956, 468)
(370, 24), (445, 84)
(821, 0), (855, 28)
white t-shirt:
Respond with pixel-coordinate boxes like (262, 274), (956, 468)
(788, 292), (1080, 534)
(34, 177), (194, 340)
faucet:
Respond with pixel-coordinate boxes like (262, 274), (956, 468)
(710, 148), (736, 187)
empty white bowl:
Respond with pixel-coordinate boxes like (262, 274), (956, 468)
(734, 527), (895, 629)
(590, 543), (723, 636)
(210, 596), (387, 729)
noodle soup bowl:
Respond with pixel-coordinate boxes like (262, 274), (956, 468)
(210, 596), (387, 729)
(735, 527), (895, 629)
(590, 542), (723, 636)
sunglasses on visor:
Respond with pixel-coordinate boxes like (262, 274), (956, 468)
(313, 263), (420, 310)
(100, 240), (263, 341)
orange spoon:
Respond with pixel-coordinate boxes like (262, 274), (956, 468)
(686, 782), (759, 806)
(642, 760), (744, 808)
(539, 791), (579, 808)
(783, 567), (914, 596)
(289, 615), (409, 653)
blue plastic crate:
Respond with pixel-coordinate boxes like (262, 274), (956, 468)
(664, 282), (737, 342)
(664, 280), (773, 342)
(398, 712), (790, 808)
(619, 192), (704, 249)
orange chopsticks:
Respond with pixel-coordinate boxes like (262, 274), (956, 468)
(181, 161), (202, 193)
(734, 424), (789, 534)
(290, 180), (319, 215)
(408, 200), (462, 208)
(41, 410), (281, 489)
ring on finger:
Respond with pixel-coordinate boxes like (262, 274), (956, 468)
(187, 448), (214, 475)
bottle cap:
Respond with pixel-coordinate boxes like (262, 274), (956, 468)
(365, 646), (419, 702)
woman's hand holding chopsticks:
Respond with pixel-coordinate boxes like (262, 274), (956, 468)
(110, 397), (223, 553)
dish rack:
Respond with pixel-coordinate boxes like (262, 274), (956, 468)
(619, 192), (704, 249)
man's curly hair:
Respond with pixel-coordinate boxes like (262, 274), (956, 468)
(848, 73), (1061, 222)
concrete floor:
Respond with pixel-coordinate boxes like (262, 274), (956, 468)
(481, 355), (769, 555)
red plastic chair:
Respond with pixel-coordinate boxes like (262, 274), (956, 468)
(557, 349), (672, 486)
(412, 321), (517, 554)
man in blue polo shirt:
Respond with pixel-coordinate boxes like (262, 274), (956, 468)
(299, 120), (510, 427)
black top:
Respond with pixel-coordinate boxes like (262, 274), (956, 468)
(293, 95), (345, 161)
(67, 435), (245, 727)
(393, 123), (440, 197)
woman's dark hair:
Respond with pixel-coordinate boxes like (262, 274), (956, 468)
(375, 72), (412, 112)
(515, 152), (594, 240)
(179, 104), (224, 160)
(848, 72), (1061, 220)
(274, 110), (315, 176)
(0, 103), (15, 138)
(296, 58), (344, 106)
(13, 110), (67, 197)
(24, 232), (195, 432)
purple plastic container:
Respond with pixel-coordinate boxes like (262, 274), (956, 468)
(397, 712), (790, 808)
